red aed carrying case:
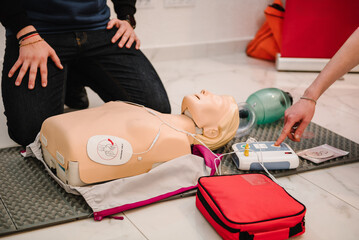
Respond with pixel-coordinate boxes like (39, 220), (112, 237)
(196, 174), (306, 240)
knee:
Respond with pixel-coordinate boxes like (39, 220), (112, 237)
(7, 118), (42, 147)
(149, 90), (171, 114)
(160, 101), (171, 114)
(152, 99), (171, 114)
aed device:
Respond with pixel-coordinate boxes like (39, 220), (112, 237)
(232, 141), (299, 170)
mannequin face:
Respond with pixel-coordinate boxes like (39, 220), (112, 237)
(181, 90), (236, 138)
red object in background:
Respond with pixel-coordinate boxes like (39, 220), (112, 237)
(246, 0), (284, 61)
(281, 0), (359, 58)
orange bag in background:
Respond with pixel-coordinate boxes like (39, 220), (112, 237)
(246, 0), (284, 61)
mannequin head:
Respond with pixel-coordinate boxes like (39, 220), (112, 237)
(181, 90), (239, 150)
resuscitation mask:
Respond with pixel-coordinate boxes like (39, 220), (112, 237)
(236, 102), (257, 138)
(236, 88), (293, 137)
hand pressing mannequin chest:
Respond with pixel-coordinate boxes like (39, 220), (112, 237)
(40, 90), (239, 185)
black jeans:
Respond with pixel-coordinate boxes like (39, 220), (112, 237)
(1, 28), (171, 146)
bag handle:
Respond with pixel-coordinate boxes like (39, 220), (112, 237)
(239, 221), (304, 240)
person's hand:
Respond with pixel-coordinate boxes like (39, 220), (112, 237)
(107, 18), (140, 49)
(8, 35), (63, 89)
(275, 99), (316, 145)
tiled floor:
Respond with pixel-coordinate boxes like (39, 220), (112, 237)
(1, 53), (359, 239)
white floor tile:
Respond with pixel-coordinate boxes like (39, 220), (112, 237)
(123, 197), (221, 240)
(298, 162), (359, 209)
(312, 102), (359, 144)
(279, 175), (359, 240)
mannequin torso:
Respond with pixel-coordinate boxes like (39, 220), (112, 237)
(40, 90), (239, 185)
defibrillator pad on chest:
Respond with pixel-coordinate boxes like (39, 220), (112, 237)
(87, 135), (133, 165)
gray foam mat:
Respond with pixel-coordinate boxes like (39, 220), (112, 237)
(0, 200), (16, 235)
(220, 120), (359, 176)
(0, 120), (358, 236)
(0, 147), (92, 236)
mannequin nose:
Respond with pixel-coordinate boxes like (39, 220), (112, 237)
(201, 89), (213, 96)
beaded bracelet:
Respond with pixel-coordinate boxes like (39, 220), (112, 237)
(300, 96), (317, 105)
(19, 39), (44, 48)
(18, 31), (38, 43)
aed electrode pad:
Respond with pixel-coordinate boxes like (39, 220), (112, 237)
(87, 135), (133, 165)
(232, 141), (299, 170)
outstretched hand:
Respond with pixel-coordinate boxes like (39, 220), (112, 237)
(107, 18), (140, 49)
(275, 99), (316, 145)
(8, 35), (63, 89)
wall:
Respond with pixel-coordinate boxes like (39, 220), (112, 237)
(123, 0), (272, 60)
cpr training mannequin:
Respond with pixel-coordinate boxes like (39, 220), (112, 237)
(40, 90), (239, 186)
